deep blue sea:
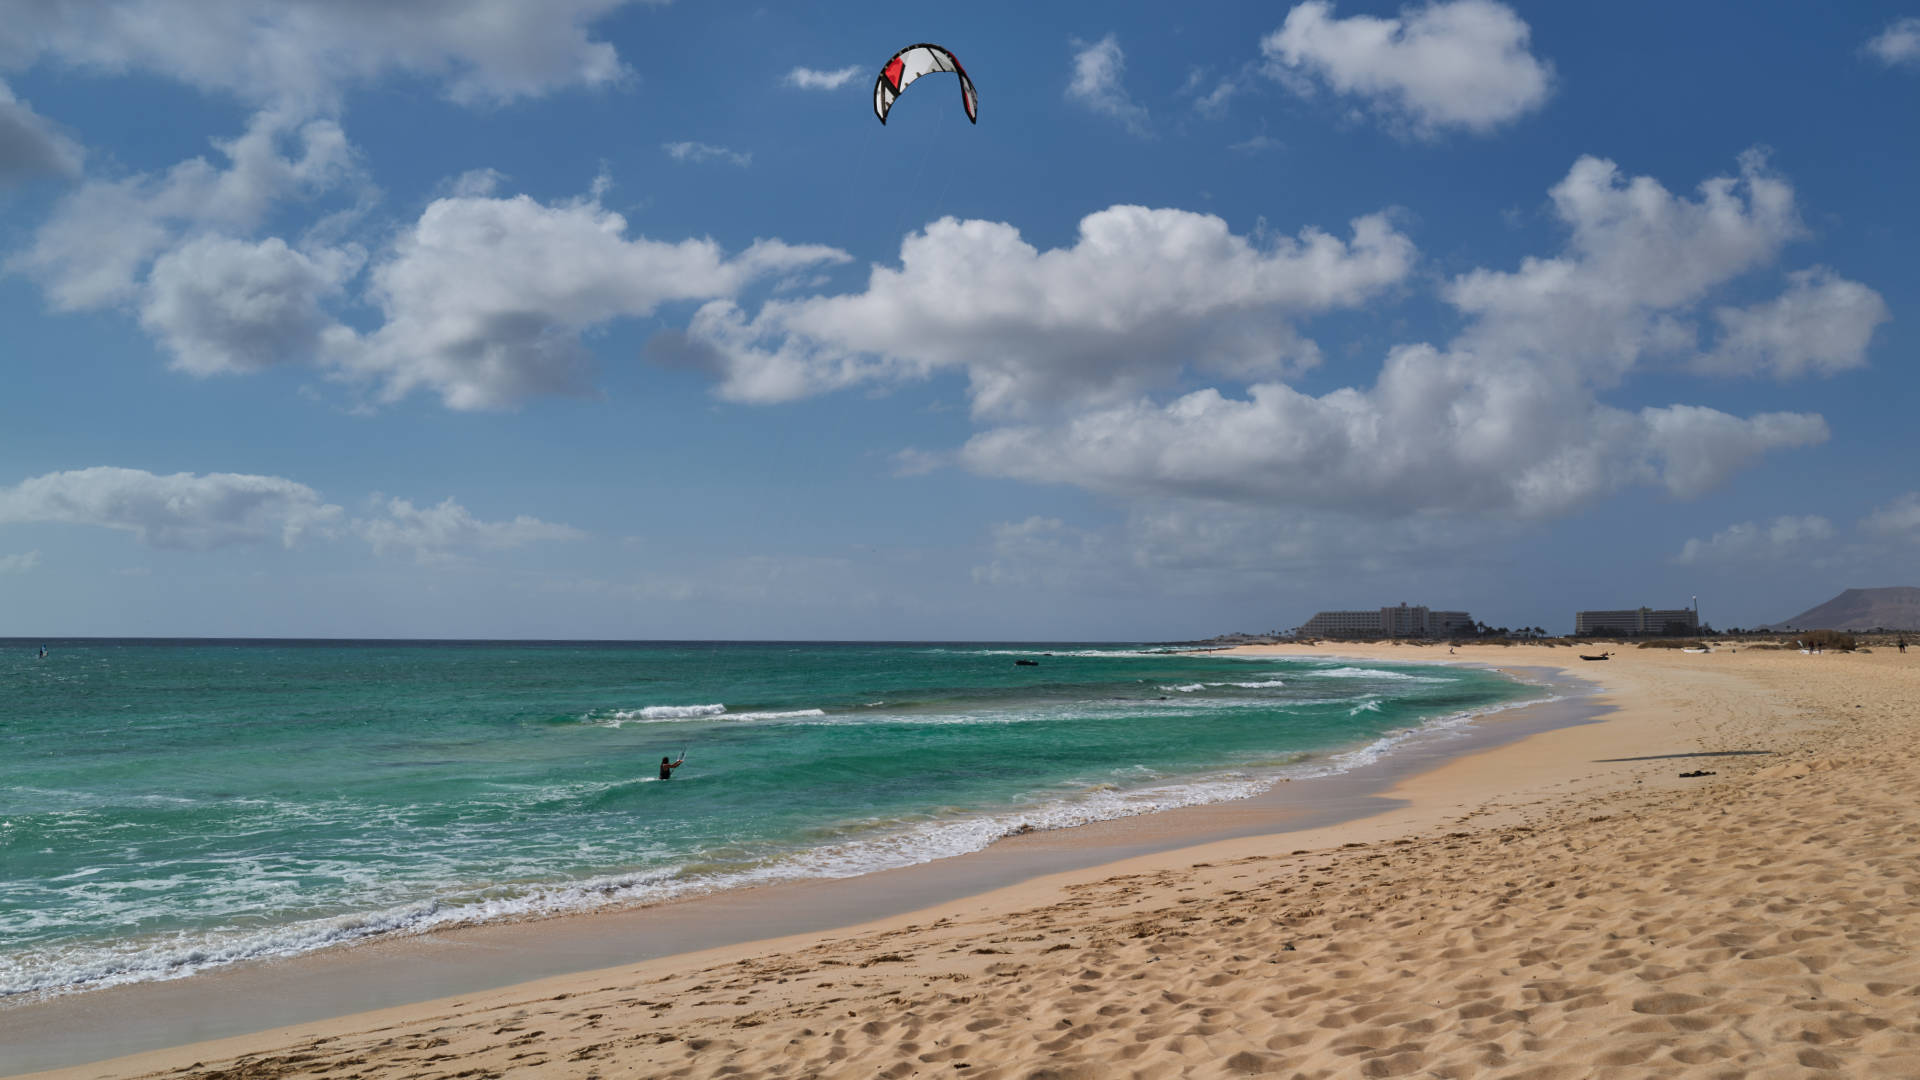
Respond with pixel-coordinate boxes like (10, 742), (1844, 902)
(0, 640), (1537, 1001)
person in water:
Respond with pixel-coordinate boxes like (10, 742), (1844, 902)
(659, 755), (684, 780)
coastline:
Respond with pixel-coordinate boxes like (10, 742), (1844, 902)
(16, 643), (1917, 1077)
(5, 646), (1576, 1074)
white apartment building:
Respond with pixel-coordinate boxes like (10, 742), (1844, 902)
(1299, 603), (1475, 639)
(1574, 607), (1699, 636)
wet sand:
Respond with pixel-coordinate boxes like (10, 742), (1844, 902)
(15, 644), (1920, 1078)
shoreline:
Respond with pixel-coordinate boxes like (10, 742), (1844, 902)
(3, 648), (1589, 1075)
(16, 643), (1903, 1077)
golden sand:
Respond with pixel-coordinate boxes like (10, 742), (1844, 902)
(19, 645), (1920, 1079)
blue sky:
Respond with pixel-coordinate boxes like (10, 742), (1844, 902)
(0, 1), (1915, 639)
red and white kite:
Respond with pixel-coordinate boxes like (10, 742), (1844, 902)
(873, 43), (977, 125)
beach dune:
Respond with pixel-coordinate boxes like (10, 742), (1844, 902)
(12, 645), (1920, 1079)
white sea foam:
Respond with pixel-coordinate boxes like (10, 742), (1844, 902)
(953, 648), (1179, 660)
(6, 674), (1563, 1005)
(1349, 699), (1382, 715)
(592, 704), (826, 726)
(1167, 683), (1209, 693)
(609, 704), (726, 721)
(0, 769), (1277, 1002)
(1290, 691), (1567, 778)
(729, 709), (828, 721)
(1306, 666), (1445, 683)
(1232, 679), (1287, 689)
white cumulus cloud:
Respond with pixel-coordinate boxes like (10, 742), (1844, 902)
(662, 153), (1848, 522)
(1866, 17), (1920, 68)
(1446, 152), (1804, 379)
(0, 467), (343, 549)
(1696, 267), (1890, 379)
(1261, 0), (1553, 136)
(336, 190), (849, 409)
(0, 0), (645, 113)
(1066, 34), (1151, 135)
(139, 235), (363, 375)
(8, 112), (357, 311)
(784, 65), (860, 90)
(675, 205), (1415, 414)
(958, 354), (1826, 518)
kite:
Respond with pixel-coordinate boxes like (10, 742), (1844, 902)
(874, 43), (977, 125)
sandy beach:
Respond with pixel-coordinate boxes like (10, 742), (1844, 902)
(12, 643), (1920, 1079)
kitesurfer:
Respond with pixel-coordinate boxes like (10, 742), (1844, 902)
(659, 755), (685, 781)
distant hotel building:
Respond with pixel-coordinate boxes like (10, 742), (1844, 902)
(1574, 606), (1700, 636)
(1299, 603), (1474, 639)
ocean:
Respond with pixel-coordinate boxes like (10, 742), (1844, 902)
(0, 639), (1539, 1002)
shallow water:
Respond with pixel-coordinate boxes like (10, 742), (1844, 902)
(0, 639), (1534, 999)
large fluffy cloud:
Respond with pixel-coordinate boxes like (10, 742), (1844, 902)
(675, 205), (1415, 414)
(5, 1), (670, 403)
(1448, 152), (1808, 377)
(684, 153), (1862, 522)
(339, 192), (848, 409)
(1448, 154), (1886, 383)
(959, 348), (1827, 518)
(139, 236), (362, 375)
(15, 135), (847, 406)
(1261, 0), (1553, 136)
(0, 467), (343, 549)
(0, 0), (646, 113)
(8, 113), (356, 311)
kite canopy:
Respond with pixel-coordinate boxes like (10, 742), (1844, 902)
(874, 43), (977, 125)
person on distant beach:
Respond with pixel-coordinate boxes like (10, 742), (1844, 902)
(1900, 637), (1908, 654)
(659, 755), (684, 780)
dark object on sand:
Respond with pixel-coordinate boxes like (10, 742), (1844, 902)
(1015, 659), (1039, 666)
(1579, 652), (1611, 661)
(1678, 769), (1717, 778)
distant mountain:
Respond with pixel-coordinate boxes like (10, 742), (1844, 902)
(1770, 587), (1920, 631)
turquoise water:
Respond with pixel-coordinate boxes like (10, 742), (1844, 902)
(0, 640), (1536, 1000)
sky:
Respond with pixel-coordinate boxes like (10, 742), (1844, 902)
(0, 1), (1915, 640)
